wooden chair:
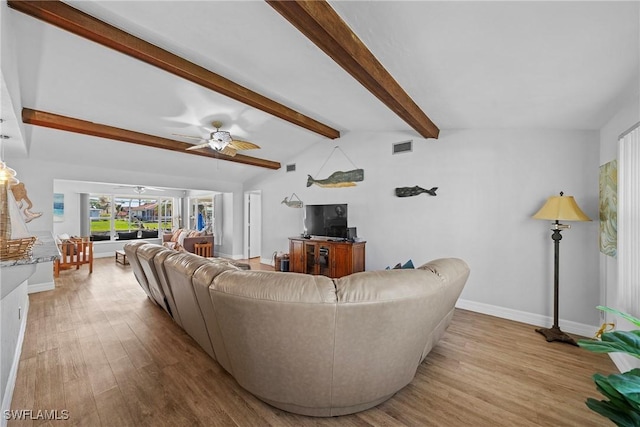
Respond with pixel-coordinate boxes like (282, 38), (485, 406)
(54, 237), (93, 277)
(193, 242), (212, 257)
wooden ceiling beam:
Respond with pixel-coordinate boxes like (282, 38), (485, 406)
(8, 0), (339, 140)
(22, 108), (281, 170)
(266, 1), (439, 139)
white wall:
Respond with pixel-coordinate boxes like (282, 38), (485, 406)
(246, 128), (601, 329)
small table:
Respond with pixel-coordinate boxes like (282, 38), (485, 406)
(115, 249), (129, 265)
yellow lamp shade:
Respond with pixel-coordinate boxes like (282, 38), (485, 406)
(533, 194), (591, 222)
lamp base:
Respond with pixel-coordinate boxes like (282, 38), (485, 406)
(535, 325), (578, 346)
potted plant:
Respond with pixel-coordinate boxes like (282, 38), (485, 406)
(577, 306), (640, 426)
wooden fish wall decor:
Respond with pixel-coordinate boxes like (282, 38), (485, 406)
(395, 186), (438, 197)
(281, 193), (303, 208)
(307, 169), (364, 188)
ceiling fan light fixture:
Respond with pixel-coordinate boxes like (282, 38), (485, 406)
(211, 130), (232, 151)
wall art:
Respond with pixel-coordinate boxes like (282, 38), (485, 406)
(53, 192), (64, 223)
(11, 182), (43, 223)
(599, 160), (617, 257)
(395, 186), (438, 197)
(307, 169), (364, 188)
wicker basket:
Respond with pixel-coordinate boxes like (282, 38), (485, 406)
(0, 236), (37, 261)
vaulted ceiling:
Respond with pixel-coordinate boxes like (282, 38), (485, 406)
(2, 1), (638, 183)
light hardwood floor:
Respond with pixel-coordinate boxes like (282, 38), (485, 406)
(9, 257), (616, 426)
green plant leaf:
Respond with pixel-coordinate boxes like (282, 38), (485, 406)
(609, 373), (640, 410)
(597, 306), (640, 328)
(581, 306), (640, 424)
(586, 398), (637, 427)
(593, 374), (630, 410)
(578, 331), (640, 358)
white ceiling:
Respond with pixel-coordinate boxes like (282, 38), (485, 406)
(4, 1), (639, 183)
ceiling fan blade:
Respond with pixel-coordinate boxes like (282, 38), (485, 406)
(186, 142), (211, 151)
(220, 145), (237, 157)
(172, 133), (204, 141)
(229, 139), (260, 151)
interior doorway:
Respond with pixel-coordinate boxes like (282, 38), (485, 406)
(243, 191), (262, 260)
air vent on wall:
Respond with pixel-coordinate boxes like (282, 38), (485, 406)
(286, 164), (296, 172)
(392, 140), (413, 154)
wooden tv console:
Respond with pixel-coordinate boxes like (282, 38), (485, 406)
(288, 237), (366, 278)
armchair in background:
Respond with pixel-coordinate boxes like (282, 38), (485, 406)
(54, 235), (93, 277)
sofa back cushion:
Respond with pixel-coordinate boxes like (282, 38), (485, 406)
(140, 229), (158, 239)
(123, 241), (153, 300)
(163, 252), (216, 358)
(137, 244), (172, 314)
(117, 231), (138, 240)
(152, 250), (183, 327)
(330, 259), (470, 409)
(209, 271), (337, 410)
(191, 259), (242, 371)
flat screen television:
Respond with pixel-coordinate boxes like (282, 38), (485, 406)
(304, 204), (348, 238)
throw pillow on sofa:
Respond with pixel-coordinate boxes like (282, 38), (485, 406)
(385, 259), (415, 270)
(188, 230), (203, 238)
(171, 229), (183, 242)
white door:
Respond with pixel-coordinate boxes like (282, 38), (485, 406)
(244, 191), (262, 259)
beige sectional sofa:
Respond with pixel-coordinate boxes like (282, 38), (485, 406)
(124, 242), (470, 417)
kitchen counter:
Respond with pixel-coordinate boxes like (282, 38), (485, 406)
(1, 231), (60, 298)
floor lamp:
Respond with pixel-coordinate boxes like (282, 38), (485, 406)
(533, 192), (591, 346)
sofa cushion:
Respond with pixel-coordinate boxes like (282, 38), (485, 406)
(209, 271), (337, 410)
(117, 231), (138, 240)
(140, 229), (158, 239)
(192, 259), (242, 371)
(164, 252), (215, 357)
(90, 234), (111, 241)
(177, 230), (189, 247)
(123, 241), (154, 300)
(137, 243), (172, 314)
(170, 228), (183, 242)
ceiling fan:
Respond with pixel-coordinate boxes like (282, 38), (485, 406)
(114, 185), (165, 194)
(173, 121), (260, 157)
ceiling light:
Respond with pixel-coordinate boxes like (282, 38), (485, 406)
(210, 130), (232, 151)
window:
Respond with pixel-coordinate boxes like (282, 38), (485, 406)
(89, 194), (173, 240)
(189, 197), (213, 233)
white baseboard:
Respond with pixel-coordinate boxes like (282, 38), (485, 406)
(455, 299), (599, 338)
(27, 282), (54, 294)
(1, 298), (29, 427)
(216, 252), (244, 260)
(609, 352), (639, 373)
